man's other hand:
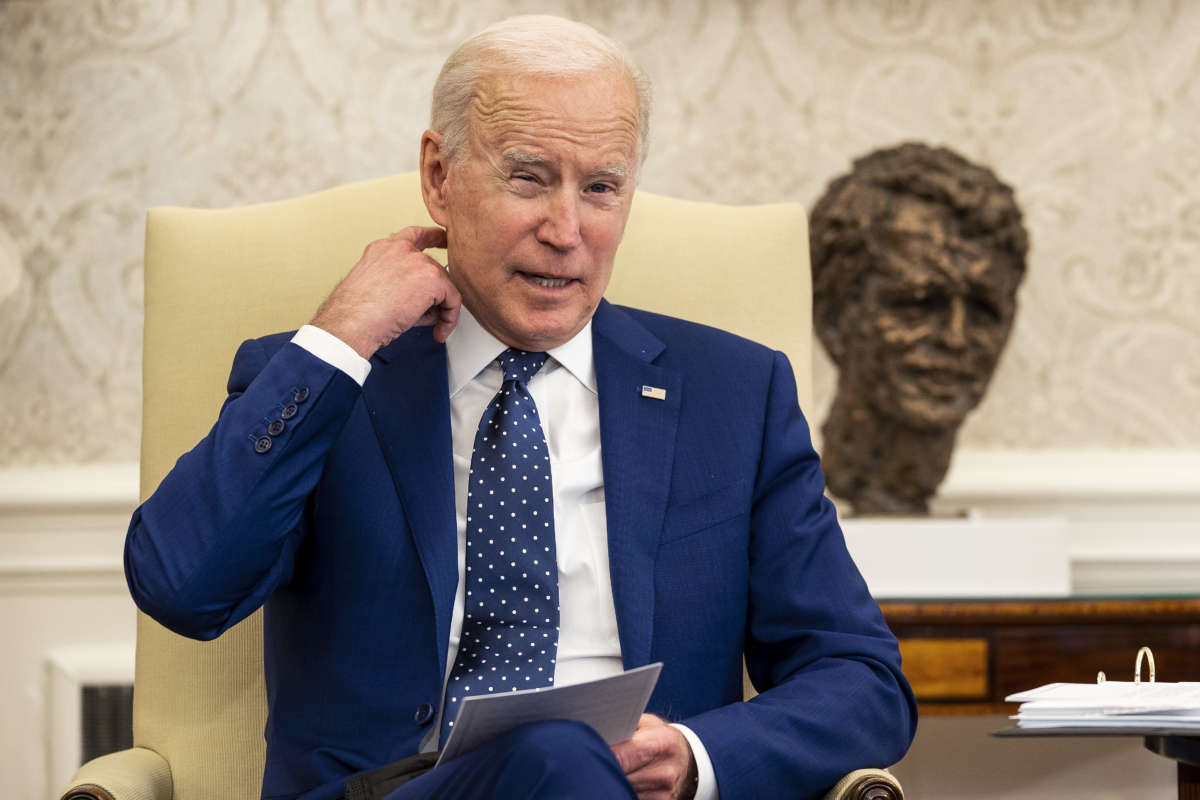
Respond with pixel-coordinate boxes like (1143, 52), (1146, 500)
(310, 226), (461, 358)
(611, 714), (699, 800)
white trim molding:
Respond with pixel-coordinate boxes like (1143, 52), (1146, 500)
(937, 449), (1200, 502)
(2, 454), (1198, 596)
(45, 643), (136, 796)
(0, 463), (138, 594)
(0, 463), (139, 513)
(0, 464), (139, 800)
(931, 450), (1200, 595)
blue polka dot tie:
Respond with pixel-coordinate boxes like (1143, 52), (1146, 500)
(440, 348), (559, 745)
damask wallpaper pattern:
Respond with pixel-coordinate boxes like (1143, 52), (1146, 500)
(1, 0), (1198, 466)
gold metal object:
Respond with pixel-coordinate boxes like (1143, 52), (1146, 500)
(1134, 646), (1156, 684)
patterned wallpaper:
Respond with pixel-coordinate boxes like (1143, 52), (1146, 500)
(2, 0), (1198, 467)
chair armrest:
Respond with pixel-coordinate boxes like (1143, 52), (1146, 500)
(822, 768), (903, 800)
(60, 747), (173, 800)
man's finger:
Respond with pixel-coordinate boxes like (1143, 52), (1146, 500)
(432, 297), (461, 343)
(610, 736), (656, 775)
(624, 760), (677, 786)
(612, 714), (668, 773)
(393, 225), (448, 252)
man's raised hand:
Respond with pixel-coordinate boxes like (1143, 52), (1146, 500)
(310, 226), (460, 359)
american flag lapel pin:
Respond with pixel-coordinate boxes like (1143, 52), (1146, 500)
(641, 385), (667, 401)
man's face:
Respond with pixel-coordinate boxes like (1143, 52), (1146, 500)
(841, 201), (1020, 430)
(423, 68), (639, 352)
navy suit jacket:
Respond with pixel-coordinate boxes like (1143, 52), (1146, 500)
(126, 300), (916, 800)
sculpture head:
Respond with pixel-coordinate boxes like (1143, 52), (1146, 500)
(810, 143), (1028, 432)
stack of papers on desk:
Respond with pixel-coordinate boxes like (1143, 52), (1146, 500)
(1008, 682), (1200, 729)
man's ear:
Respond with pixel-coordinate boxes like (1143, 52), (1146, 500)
(420, 130), (451, 227)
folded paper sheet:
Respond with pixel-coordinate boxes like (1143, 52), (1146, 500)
(437, 662), (662, 764)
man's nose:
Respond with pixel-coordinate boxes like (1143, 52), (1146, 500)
(536, 190), (583, 250)
(941, 296), (968, 350)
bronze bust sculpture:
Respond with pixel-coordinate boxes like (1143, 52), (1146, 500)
(810, 143), (1029, 514)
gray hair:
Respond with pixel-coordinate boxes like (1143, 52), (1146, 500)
(431, 15), (652, 167)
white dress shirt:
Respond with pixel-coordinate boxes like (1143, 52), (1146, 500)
(292, 313), (718, 799)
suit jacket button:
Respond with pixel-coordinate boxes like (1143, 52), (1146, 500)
(280, 403), (298, 420)
(293, 387), (310, 403)
(254, 436), (272, 454)
(414, 703), (435, 725)
(268, 420), (285, 436)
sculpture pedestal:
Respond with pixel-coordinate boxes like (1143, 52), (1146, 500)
(841, 516), (1070, 598)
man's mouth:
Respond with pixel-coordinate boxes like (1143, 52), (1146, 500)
(898, 362), (981, 399)
(520, 272), (574, 289)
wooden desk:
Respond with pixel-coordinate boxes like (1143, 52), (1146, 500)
(880, 597), (1200, 715)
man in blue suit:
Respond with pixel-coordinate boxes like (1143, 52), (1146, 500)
(125, 15), (915, 800)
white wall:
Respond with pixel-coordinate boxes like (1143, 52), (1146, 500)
(3, 1), (1200, 798)
(3, 0), (1200, 467)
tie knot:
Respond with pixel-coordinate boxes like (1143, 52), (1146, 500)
(498, 348), (548, 385)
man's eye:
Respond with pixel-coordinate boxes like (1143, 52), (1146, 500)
(587, 183), (614, 194)
(888, 292), (946, 313)
(967, 297), (1002, 323)
(514, 174), (538, 183)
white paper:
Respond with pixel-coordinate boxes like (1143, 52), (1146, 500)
(1008, 682), (1200, 707)
(1012, 716), (1200, 730)
(1006, 681), (1200, 729)
(436, 662), (663, 765)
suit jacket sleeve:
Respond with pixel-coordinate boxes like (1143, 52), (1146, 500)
(125, 336), (362, 640)
(683, 350), (917, 799)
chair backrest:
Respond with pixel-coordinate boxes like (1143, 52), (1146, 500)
(136, 172), (811, 799)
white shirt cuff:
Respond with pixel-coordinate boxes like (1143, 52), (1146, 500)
(672, 723), (719, 800)
(291, 324), (372, 386)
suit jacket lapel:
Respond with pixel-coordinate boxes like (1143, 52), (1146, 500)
(593, 301), (681, 669)
(362, 329), (457, 681)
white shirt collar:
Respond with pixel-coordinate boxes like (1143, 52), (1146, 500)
(445, 305), (597, 397)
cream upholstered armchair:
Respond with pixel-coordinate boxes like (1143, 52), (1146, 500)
(60, 173), (903, 800)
